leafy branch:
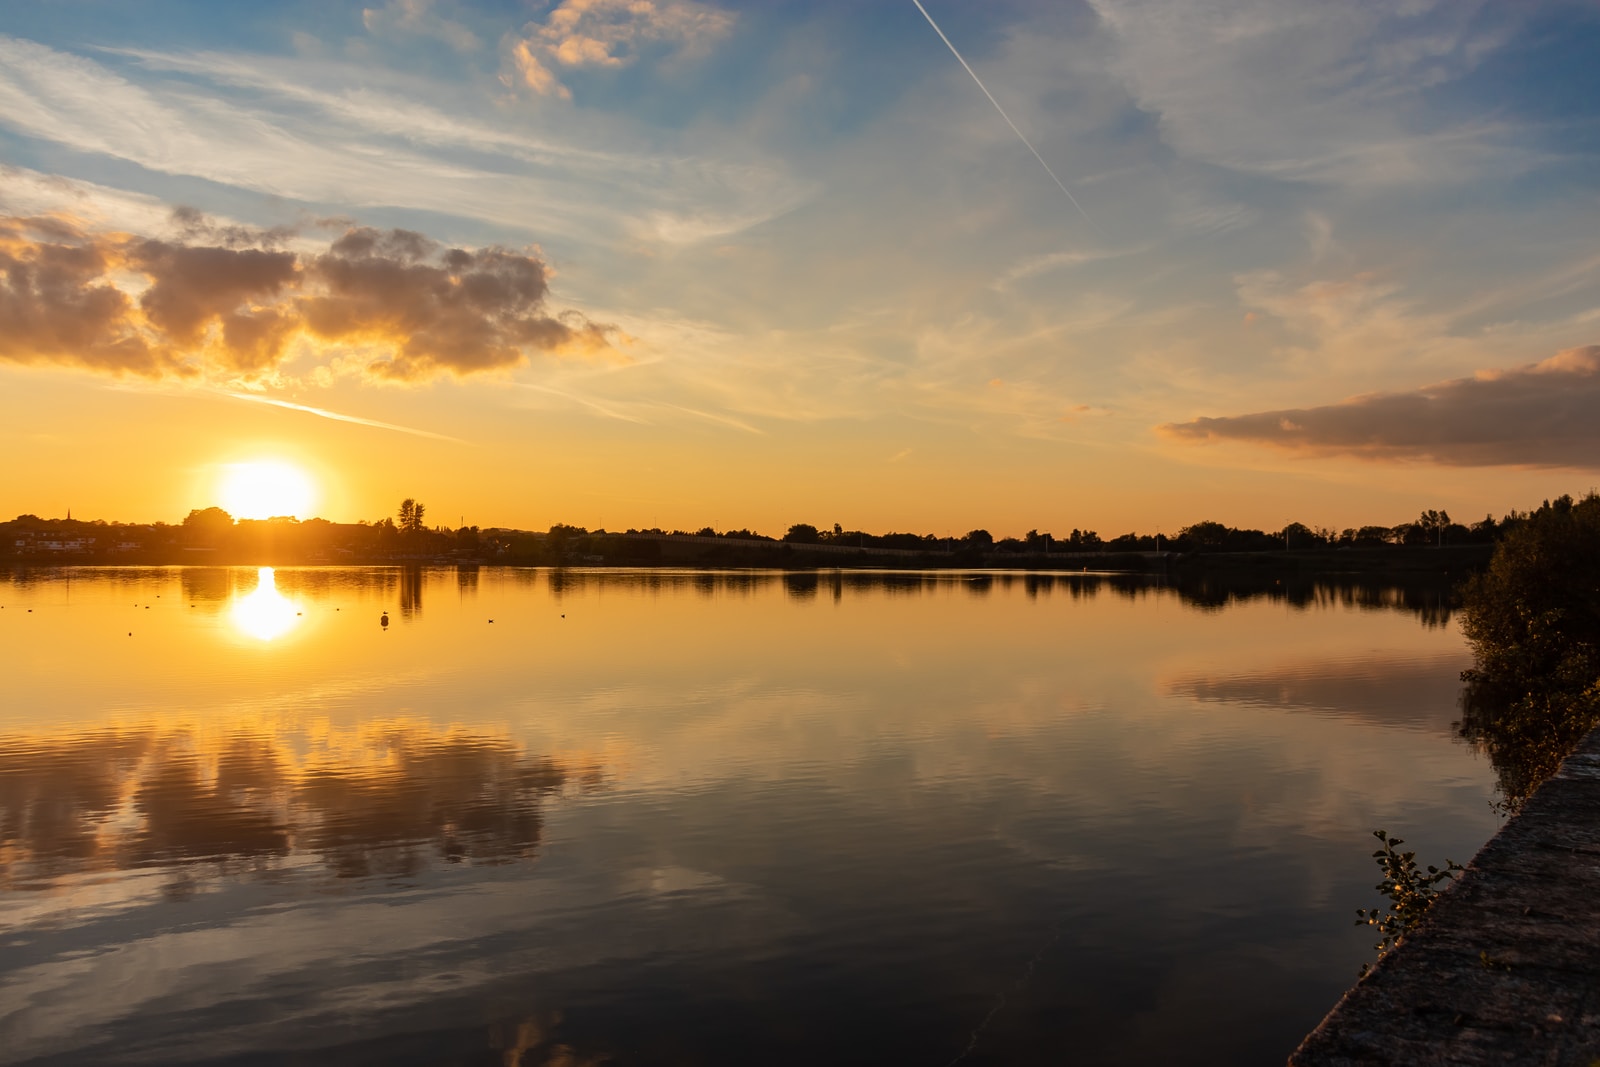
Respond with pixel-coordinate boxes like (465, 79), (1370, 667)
(1355, 829), (1463, 975)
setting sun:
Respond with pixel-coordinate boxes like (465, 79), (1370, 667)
(219, 461), (316, 521)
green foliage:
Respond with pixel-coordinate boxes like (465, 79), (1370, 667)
(1458, 492), (1600, 808)
(1355, 830), (1463, 975)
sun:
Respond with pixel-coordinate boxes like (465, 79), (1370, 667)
(219, 460), (317, 520)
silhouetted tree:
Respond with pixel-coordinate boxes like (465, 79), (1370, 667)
(182, 507), (234, 547)
(784, 523), (821, 544)
(1460, 493), (1600, 808)
(398, 499), (427, 535)
(1181, 520), (1229, 548)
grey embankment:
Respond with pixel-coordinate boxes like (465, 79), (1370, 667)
(1290, 727), (1600, 1066)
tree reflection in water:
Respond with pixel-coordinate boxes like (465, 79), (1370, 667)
(0, 721), (599, 888)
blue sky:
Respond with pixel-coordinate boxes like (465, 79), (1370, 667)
(1, 0), (1598, 531)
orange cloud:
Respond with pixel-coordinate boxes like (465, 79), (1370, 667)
(1160, 345), (1600, 468)
(506, 0), (734, 98)
(0, 213), (617, 383)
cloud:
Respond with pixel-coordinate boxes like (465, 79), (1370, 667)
(303, 226), (614, 380)
(0, 216), (160, 375)
(1159, 345), (1600, 468)
(0, 37), (805, 247)
(506, 0), (735, 98)
(1086, 0), (1526, 187)
(362, 0), (480, 53)
(0, 213), (616, 382)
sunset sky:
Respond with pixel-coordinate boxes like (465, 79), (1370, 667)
(2, 0), (1598, 535)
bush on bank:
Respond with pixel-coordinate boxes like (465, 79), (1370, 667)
(1458, 492), (1600, 808)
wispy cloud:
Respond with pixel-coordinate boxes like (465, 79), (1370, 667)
(362, 0), (480, 53)
(991, 245), (1143, 291)
(1160, 345), (1600, 468)
(1087, 0), (1529, 187)
(0, 35), (806, 247)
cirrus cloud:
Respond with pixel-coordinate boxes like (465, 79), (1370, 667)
(0, 213), (617, 383)
(1159, 345), (1600, 469)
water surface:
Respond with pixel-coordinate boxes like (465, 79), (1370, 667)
(0, 567), (1500, 1065)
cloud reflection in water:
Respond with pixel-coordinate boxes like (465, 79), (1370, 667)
(0, 719), (597, 889)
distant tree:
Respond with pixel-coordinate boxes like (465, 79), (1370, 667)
(1415, 508), (1452, 546)
(182, 506), (234, 546)
(964, 529), (993, 548)
(1181, 520), (1229, 548)
(1066, 528), (1102, 550)
(784, 523), (821, 544)
(398, 499), (427, 534)
(1280, 521), (1317, 549)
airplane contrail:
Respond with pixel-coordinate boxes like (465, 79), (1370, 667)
(222, 392), (468, 443)
(911, 0), (1097, 233)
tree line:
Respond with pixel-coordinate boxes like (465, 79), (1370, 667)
(0, 499), (1553, 565)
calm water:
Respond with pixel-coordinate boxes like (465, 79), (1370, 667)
(0, 567), (1500, 1066)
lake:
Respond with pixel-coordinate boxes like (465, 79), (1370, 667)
(0, 566), (1502, 1065)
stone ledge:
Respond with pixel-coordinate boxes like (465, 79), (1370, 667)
(1290, 727), (1600, 1066)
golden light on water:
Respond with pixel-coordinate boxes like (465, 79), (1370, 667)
(218, 461), (316, 520)
(231, 567), (301, 641)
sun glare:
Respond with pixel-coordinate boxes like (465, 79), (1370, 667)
(231, 567), (302, 642)
(219, 461), (316, 520)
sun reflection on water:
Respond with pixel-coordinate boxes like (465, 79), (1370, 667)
(230, 567), (300, 641)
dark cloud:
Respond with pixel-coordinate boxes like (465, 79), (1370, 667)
(0, 216), (162, 375)
(1160, 346), (1600, 468)
(130, 240), (300, 371)
(0, 213), (615, 382)
(301, 226), (611, 380)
